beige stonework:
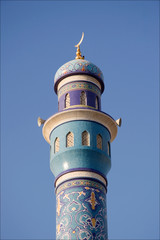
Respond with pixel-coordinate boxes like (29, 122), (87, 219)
(55, 171), (107, 188)
(57, 75), (102, 92)
(42, 109), (118, 144)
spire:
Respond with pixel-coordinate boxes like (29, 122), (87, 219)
(75, 32), (85, 59)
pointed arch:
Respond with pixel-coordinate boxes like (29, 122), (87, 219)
(66, 132), (74, 147)
(95, 96), (99, 109)
(54, 137), (60, 153)
(97, 134), (102, 150)
(80, 91), (87, 105)
(65, 93), (70, 108)
(82, 131), (90, 146)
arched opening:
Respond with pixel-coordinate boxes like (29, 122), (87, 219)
(80, 91), (87, 105)
(54, 137), (60, 153)
(97, 134), (102, 150)
(95, 96), (99, 109)
(66, 132), (74, 147)
(82, 131), (90, 146)
(65, 93), (70, 108)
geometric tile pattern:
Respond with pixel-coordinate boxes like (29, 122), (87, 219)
(66, 132), (74, 147)
(65, 93), (70, 108)
(82, 131), (90, 146)
(97, 134), (102, 150)
(80, 91), (87, 105)
(58, 81), (101, 99)
(54, 137), (60, 153)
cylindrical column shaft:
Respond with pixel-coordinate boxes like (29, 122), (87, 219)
(56, 177), (108, 240)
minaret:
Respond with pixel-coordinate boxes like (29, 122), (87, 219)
(39, 33), (121, 240)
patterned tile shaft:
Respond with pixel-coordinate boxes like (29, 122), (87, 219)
(56, 179), (108, 240)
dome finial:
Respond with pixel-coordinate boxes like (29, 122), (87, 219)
(75, 32), (85, 59)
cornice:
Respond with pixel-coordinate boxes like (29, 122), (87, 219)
(42, 109), (118, 143)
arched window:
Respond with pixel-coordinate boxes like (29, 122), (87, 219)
(108, 142), (111, 156)
(80, 91), (87, 105)
(65, 93), (70, 108)
(54, 137), (60, 153)
(95, 97), (99, 109)
(82, 131), (90, 146)
(66, 132), (74, 147)
(97, 134), (102, 150)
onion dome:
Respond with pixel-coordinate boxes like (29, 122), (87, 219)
(54, 59), (104, 93)
(54, 33), (104, 93)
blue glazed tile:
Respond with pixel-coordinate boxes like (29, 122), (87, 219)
(56, 179), (108, 240)
(54, 59), (104, 85)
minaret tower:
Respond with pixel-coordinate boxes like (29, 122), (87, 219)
(38, 33), (121, 240)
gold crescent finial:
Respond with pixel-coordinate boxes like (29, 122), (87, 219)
(75, 32), (84, 47)
(75, 32), (85, 59)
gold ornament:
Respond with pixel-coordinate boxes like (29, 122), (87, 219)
(75, 32), (85, 59)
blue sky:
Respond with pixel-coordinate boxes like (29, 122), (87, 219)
(1, 1), (159, 239)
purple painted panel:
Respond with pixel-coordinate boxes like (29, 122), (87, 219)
(58, 89), (101, 112)
(70, 90), (81, 106)
(86, 91), (96, 108)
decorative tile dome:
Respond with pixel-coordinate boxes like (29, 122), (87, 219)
(54, 59), (104, 93)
